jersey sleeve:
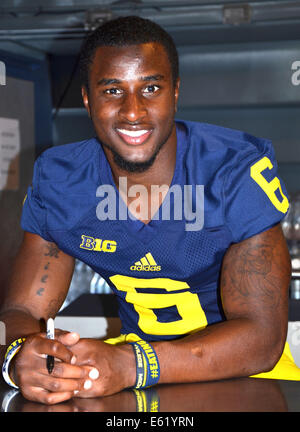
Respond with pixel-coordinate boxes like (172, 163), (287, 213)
(21, 156), (53, 242)
(224, 141), (289, 243)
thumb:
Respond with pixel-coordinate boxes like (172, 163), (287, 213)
(56, 330), (80, 346)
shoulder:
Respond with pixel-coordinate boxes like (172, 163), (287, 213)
(40, 137), (99, 159)
(28, 138), (102, 233)
(177, 119), (273, 161)
(176, 120), (278, 192)
(36, 137), (100, 183)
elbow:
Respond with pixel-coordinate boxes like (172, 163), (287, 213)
(266, 342), (286, 373)
(252, 331), (287, 375)
(258, 352), (282, 375)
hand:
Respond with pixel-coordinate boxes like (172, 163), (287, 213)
(12, 330), (99, 404)
(69, 338), (136, 398)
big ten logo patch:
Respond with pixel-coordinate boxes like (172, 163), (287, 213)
(80, 235), (117, 253)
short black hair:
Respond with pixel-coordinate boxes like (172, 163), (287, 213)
(79, 16), (179, 90)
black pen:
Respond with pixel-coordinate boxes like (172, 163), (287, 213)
(46, 318), (55, 374)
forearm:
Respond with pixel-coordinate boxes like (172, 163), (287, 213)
(0, 233), (75, 366)
(151, 317), (286, 384)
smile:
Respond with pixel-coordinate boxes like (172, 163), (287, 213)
(116, 128), (153, 145)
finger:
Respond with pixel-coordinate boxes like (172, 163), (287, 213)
(39, 329), (80, 347)
(72, 379), (95, 399)
(39, 375), (86, 394)
(45, 391), (75, 405)
(56, 331), (80, 347)
(34, 338), (75, 364)
(57, 364), (99, 382)
(43, 362), (89, 379)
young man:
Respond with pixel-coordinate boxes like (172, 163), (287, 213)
(0, 16), (297, 405)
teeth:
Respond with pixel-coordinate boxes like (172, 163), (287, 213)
(117, 129), (149, 137)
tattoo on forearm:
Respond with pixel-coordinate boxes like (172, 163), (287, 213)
(41, 275), (48, 283)
(44, 243), (60, 259)
(36, 274), (48, 296)
(35, 245), (60, 298)
(36, 288), (45, 296)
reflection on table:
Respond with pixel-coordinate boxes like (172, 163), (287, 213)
(2, 376), (299, 412)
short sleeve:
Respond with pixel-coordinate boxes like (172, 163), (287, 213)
(21, 156), (53, 242)
(224, 141), (289, 243)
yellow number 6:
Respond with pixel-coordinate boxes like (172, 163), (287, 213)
(110, 275), (207, 336)
(250, 156), (289, 214)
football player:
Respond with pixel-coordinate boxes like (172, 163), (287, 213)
(0, 16), (298, 405)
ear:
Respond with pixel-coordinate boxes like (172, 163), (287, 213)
(81, 86), (91, 117)
(174, 78), (180, 112)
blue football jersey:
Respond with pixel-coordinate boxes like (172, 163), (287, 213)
(21, 120), (289, 342)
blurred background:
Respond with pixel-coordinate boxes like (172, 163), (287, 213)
(0, 0), (299, 311)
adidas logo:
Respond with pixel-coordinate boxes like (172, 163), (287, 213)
(130, 253), (161, 272)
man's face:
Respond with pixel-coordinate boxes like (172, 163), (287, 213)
(82, 42), (180, 173)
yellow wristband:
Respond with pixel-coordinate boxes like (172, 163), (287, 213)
(2, 338), (26, 389)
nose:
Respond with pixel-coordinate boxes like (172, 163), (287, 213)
(119, 92), (147, 123)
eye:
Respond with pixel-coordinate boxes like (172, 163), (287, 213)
(143, 84), (160, 94)
(104, 88), (122, 95)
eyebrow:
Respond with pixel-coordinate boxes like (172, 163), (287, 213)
(97, 74), (165, 86)
(97, 78), (122, 86)
(140, 74), (165, 82)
